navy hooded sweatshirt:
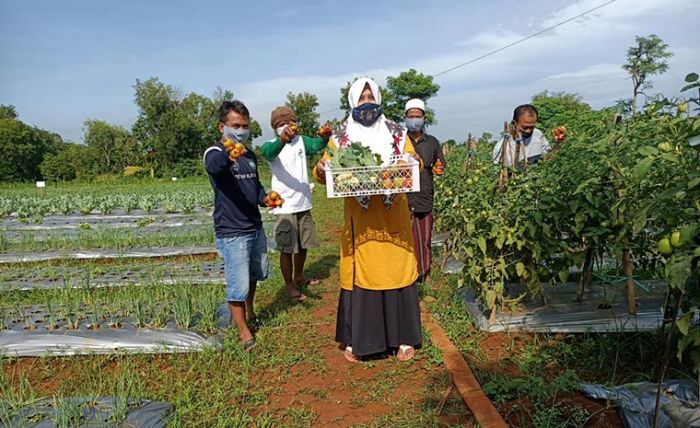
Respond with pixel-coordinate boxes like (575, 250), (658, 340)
(203, 141), (267, 238)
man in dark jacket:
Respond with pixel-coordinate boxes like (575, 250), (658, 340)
(203, 100), (274, 351)
(405, 99), (445, 283)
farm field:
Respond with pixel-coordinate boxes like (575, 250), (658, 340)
(2, 1), (699, 426)
(1, 135), (696, 426)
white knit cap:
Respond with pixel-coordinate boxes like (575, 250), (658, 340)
(405, 98), (426, 113)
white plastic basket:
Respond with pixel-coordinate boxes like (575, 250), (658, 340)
(326, 154), (420, 198)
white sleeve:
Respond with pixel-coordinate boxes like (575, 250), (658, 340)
(540, 133), (552, 154)
(492, 140), (503, 164)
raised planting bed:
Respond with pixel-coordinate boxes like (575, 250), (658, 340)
(0, 284), (228, 356)
(463, 280), (669, 333)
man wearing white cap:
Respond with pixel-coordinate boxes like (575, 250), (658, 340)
(404, 98), (445, 283)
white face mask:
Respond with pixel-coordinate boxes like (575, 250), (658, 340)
(276, 125), (287, 137)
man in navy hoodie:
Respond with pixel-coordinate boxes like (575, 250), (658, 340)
(203, 100), (273, 351)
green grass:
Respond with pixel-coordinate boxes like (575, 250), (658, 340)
(423, 268), (697, 427)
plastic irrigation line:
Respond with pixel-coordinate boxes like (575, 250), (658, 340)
(580, 380), (700, 428)
(3, 276), (226, 291)
(1, 397), (172, 428)
(1, 213), (210, 229)
(0, 328), (222, 357)
(2, 207), (213, 220)
(0, 247), (219, 264)
(1, 218), (211, 235)
(0, 210), (275, 228)
(0, 304), (229, 357)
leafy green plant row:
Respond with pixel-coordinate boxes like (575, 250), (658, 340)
(0, 283), (223, 335)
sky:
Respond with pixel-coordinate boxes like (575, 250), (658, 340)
(1, 0), (699, 144)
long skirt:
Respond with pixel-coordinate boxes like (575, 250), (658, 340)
(412, 211), (434, 281)
(335, 283), (422, 357)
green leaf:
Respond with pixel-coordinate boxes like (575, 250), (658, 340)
(685, 72), (699, 83)
(688, 177), (700, 189)
(660, 153), (679, 163)
(637, 146), (658, 156)
(631, 207), (649, 236)
(558, 270), (569, 283)
(477, 237), (487, 255)
(676, 312), (692, 336)
(495, 234), (505, 250)
(516, 262), (525, 277)
(466, 222), (475, 234)
(484, 290), (496, 309)
(680, 224), (698, 243)
(633, 158), (654, 181)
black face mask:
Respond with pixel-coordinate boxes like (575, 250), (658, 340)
(352, 103), (382, 126)
(520, 131), (533, 139)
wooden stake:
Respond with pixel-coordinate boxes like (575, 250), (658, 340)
(498, 122), (510, 188)
(577, 247), (594, 303)
(623, 249), (637, 315)
(422, 304), (508, 428)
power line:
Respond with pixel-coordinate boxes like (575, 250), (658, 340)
(319, 0), (617, 116)
(433, 0), (617, 77)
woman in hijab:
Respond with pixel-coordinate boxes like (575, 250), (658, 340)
(314, 77), (422, 362)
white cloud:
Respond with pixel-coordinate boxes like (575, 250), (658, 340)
(235, 0), (700, 142)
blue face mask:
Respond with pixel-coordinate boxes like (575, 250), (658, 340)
(223, 126), (250, 143)
(352, 103), (382, 126)
(405, 117), (424, 132)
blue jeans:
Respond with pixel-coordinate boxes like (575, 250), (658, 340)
(216, 228), (268, 302)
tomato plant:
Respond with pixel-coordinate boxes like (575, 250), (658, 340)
(435, 79), (700, 369)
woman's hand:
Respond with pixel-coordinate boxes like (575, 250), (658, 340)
(315, 159), (327, 181)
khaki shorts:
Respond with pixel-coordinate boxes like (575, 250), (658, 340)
(274, 210), (319, 254)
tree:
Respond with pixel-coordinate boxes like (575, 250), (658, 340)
(285, 92), (320, 136)
(0, 118), (60, 182)
(622, 34), (673, 113)
(384, 69), (440, 124)
(83, 120), (139, 175)
(0, 104), (18, 120)
(532, 91), (615, 137)
(338, 70), (440, 125)
(40, 143), (95, 181)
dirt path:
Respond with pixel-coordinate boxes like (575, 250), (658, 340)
(257, 271), (475, 427)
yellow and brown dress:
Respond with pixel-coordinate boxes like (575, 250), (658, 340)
(315, 123), (422, 357)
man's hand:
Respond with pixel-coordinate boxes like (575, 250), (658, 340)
(264, 191), (284, 208)
(552, 126), (566, 144)
(432, 159), (445, 175)
(280, 125), (296, 144)
(317, 123), (333, 140)
(223, 138), (247, 160)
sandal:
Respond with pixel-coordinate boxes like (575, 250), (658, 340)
(397, 345), (415, 362)
(287, 288), (307, 303)
(242, 337), (256, 351)
(296, 278), (320, 287)
(344, 346), (359, 363)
